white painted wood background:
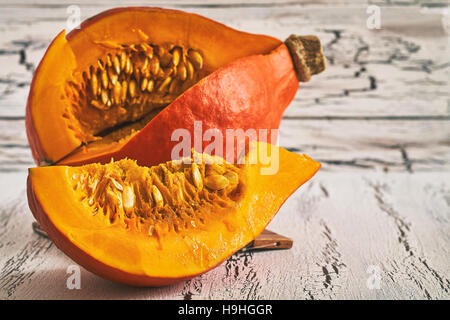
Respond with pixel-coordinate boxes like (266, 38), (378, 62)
(0, 0), (449, 299)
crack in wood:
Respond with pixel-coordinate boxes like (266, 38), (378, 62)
(0, 237), (53, 298)
(303, 219), (347, 299)
(0, 39), (39, 99)
(320, 183), (329, 197)
(370, 181), (450, 298)
(399, 146), (413, 173)
(181, 276), (204, 300)
(221, 251), (262, 300)
(0, 144), (30, 149)
(0, 198), (53, 298)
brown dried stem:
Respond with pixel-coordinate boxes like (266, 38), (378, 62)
(284, 35), (326, 82)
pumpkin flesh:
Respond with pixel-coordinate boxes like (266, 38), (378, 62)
(27, 142), (321, 286)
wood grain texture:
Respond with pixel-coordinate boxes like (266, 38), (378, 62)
(0, 5), (448, 117)
(0, 3), (448, 173)
(1, 171), (449, 299)
(0, 0), (449, 299)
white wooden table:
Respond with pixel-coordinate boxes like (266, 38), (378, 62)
(0, 0), (449, 300)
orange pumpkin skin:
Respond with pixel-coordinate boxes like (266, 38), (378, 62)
(27, 143), (320, 286)
(25, 7), (298, 167)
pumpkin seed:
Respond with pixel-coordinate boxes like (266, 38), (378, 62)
(97, 59), (105, 70)
(110, 178), (123, 191)
(206, 163), (226, 176)
(175, 184), (184, 203)
(129, 80), (137, 98)
(113, 81), (122, 104)
(90, 72), (98, 96)
(192, 163), (203, 190)
(123, 185), (135, 212)
(121, 80), (128, 101)
(107, 188), (122, 208)
(188, 50), (203, 70)
(101, 69), (108, 89)
(125, 57), (132, 74)
(88, 179), (98, 193)
(108, 68), (118, 85)
(152, 185), (164, 208)
(177, 62), (187, 81)
(101, 89), (109, 105)
(90, 100), (103, 110)
(106, 54), (112, 67)
(186, 61), (194, 80)
(150, 57), (160, 75)
(140, 78), (148, 92)
(141, 57), (149, 73)
(158, 76), (172, 92)
(140, 43), (152, 55)
(224, 171), (239, 185)
(147, 79), (154, 92)
(204, 174), (229, 190)
(113, 55), (121, 74)
(120, 51), (127, 70)
(172, 47), (181, 66)
(169, 79), (179, 94)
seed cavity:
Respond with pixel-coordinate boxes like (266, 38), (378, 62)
(71, 153), (240, 235)
(192, 163), (203, 191)
(69, 42), (206, 144)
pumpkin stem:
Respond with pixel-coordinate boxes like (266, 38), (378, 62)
(284, 35), (326, 82)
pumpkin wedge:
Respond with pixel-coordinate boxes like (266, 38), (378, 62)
(26, 7), (325, 167)
(27, 142), (320, 286)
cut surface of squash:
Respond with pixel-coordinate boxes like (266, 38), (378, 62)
(27, 142), (320, 286)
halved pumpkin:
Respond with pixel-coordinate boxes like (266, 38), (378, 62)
(26, 7), (325, 167)
(27, 142), (320, 286)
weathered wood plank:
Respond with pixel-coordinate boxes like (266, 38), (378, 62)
(0, 0), (444, 7)
(279, 119), (450, 172)
(1, 171), (449, 299)
(0, 6), (448, 117)
(1, 118), (448, 172)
